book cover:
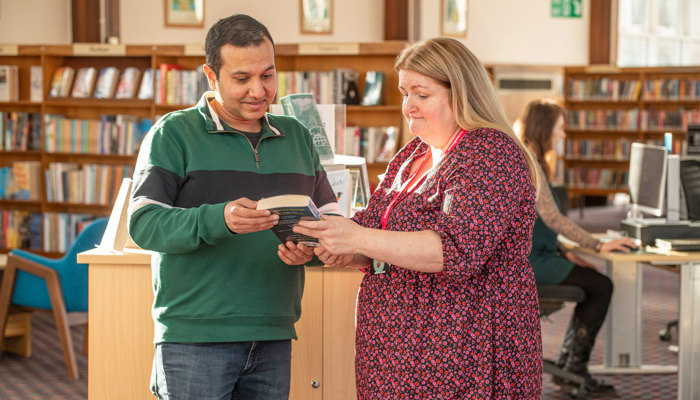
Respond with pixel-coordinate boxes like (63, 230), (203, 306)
(325, 167), (351, 217)
(114, 67), (142, 99)
(360, 71), (385, 106)
(137, 68), (154, 100)
(93, 67), (119, 99)
(30, 65), (43, 102)
(48, 66), (75, 97)
(279, 93), (335, 161)
(256, 194), (321, 246)
(71, 67), (97, 98)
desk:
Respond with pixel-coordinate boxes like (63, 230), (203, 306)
(565, 244), (700, 400)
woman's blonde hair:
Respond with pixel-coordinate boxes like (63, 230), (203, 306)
(394, 37), (540, 192)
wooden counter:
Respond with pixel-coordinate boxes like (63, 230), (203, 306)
(78, 248), (363, 399)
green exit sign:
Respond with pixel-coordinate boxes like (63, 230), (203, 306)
(552, 0), (582, 18)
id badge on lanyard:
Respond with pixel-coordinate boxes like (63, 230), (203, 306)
(370, 129), (466, 275)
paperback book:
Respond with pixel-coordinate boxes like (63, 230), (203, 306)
(115, 67), (142, 99)
(48, 66), (75, 97)
(360, 71), (385, 106)
(94, 67), (119, 99)
(256, 194), (321, 246)
(71, 67), (97, 98)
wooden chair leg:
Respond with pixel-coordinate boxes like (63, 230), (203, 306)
(0, 261), (19, 360)
(82, 324), (88, 356)
(45, 269), (79, 380)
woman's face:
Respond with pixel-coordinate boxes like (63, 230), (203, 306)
(398, 69), (459, 149)
(551, 114), (566, 150)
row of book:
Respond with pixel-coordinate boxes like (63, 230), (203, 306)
(276, 69), (385, 106)
(1, 111), (42, 151)
(567, 78), (642, 101)
(565, 138), (631, 160)
(49, 66), (151, 100)
(0, 161), (42, 201)
(153, 64), (209, 105)
(567, 109), (640, 131)
(639, 109), (700, 131)
(42, 213), (97, 253)
(342, 126), (398, 163)
(46, 163), (134, 205)
(565, 167), (629, 190)
(0, 211), (41, 250)
(44, 114), (152, 155)
(567, 108), (700, 131)
(567, 78), (700, 101)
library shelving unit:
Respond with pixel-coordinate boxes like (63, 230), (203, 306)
(563, 66), (700, 205)
(0, 42), (407, 258)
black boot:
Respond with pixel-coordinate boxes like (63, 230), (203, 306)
(563, 317), (617, 397)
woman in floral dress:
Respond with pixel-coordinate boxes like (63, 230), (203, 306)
(286, 37), (543, 399)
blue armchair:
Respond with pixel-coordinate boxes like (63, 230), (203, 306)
(0, 217), (108, 379)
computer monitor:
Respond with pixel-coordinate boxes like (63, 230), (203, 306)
(628, 142), (668, 218)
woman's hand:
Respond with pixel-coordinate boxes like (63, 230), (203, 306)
(600, 237), (638, 253)
(294, 215), (363, 255)
(313, 245), (357, 268)
(277, 241), (315, 266)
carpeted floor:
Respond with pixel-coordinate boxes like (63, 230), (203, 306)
(0, 260), (682, 399)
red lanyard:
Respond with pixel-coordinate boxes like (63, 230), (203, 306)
(380, 129), (466, 230)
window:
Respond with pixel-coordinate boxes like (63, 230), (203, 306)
(618, 0), (700, 66)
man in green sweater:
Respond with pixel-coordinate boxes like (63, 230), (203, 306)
(128, 14), (339, 400)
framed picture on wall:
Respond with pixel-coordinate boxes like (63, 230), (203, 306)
(300, 0), (332, 34)
(441, 0), (468, 37)
(164, 0), (204, 28)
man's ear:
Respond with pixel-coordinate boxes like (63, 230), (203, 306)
(202, 64), (217, 91)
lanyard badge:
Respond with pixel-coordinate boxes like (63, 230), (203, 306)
(370, 259), (390, 275)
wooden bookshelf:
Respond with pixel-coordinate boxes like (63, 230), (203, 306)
(0, 42), (407, 256)
(563, 66), (700, 205)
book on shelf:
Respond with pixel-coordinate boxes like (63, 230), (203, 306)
(157, 63), (183, 105)
(114, 67), (142, 99)
(279, 93), (335, 161)
(138, 68), (155, 100)
(360, 71), (385, 106)
(256, 194), (321, 246)
(30, 65), (43, 102)
(71, 67), (98, 98)
(49, 66), (75, 97)
(0, 65), (19, 102)
(93, 67), (119, 99)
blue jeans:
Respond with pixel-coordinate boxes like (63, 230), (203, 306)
(150, 340), (292, 400)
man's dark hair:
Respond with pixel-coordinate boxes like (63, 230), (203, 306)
(205, 14), (274, 78)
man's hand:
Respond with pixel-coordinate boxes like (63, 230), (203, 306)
(224, 197), (278, 234)
(278, 241), (315, 265)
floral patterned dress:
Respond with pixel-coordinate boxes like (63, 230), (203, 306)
(351, 128), (541, 399)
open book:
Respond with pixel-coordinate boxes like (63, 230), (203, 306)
(257, 194), (321, 247)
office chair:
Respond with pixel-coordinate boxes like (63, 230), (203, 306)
(0, 217), (108, 380)
(538, 284), (588, 399)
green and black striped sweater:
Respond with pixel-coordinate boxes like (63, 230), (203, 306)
(128, 92), (337, 344)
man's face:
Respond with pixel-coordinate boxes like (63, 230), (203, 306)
(204, 39), (277, 131)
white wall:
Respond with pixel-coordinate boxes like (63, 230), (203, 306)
(0, 0), (72, 44)
(120, 0), (384, 45)
(0, 0), (589, 66)
(419, 0), (590, 66)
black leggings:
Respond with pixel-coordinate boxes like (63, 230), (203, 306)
(560, 265), (613, 328)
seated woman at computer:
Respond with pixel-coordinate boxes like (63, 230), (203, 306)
(521, 100), (637, 397)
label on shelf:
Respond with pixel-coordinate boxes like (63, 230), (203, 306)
(184, 44), (205, 56)
(298, 43), (360, 55)
(0, 45), (19, 55)
(72, 44), (126, 56)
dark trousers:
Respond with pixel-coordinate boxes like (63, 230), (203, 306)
(560, 265), (613, 328)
